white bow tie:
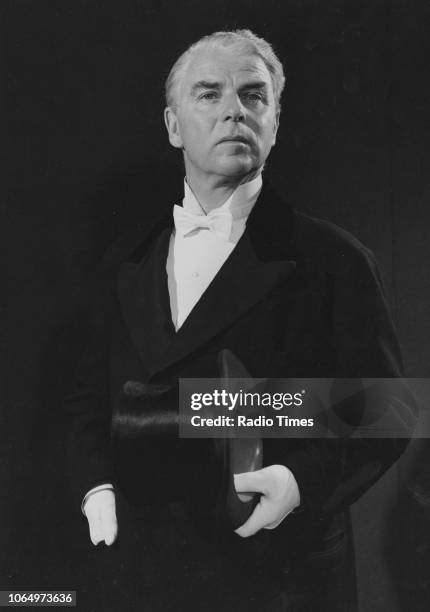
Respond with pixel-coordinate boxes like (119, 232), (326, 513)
(173, 205), (233, 241)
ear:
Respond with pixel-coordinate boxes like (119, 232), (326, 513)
(164, 107), (183, 149)
(271, 109), (280, 146)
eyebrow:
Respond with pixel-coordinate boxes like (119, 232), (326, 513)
(190, 79), (269, 98)
(190, 81), (222, 94)
(239, 81), (268, 91)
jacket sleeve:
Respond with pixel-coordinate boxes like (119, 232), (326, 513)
(282, 243), (417, 522)
(63, 249), (119, 513)
(63, 226), (149, 513)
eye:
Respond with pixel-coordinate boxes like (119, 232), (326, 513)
(199, 91), (219, 101)
(242, 91), (264, 104)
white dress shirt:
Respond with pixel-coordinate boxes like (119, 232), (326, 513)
(167, 173), (262, 330)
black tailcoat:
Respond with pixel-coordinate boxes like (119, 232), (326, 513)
(66, 183), (415, 611)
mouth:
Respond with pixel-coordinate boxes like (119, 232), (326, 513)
(218, 136), (251, 145)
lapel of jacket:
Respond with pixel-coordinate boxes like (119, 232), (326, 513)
(117, 183), (297, 378)
(117, 218), (175, 377)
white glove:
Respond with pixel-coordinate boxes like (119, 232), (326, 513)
(234, 464), (300, 538)
(83, 489), (118, 546)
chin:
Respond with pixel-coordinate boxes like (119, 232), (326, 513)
(217, 156), (255, 178)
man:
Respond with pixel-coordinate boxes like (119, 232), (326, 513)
(66, 30), (415, 611)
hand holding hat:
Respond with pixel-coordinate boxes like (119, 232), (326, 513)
(234, 464), (300, 538)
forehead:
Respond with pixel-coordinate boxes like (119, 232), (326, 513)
(181, 46), (273, 91)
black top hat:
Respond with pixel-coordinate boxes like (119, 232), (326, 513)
(111, 349), (263, 531)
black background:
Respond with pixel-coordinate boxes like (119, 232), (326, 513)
(2, 1), (430, 610)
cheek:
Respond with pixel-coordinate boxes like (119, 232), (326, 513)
(260, 113), (277, 132)
(259, 121), (278, 148)
(183, 115), (213, 140)
(248, 112), (274, 135)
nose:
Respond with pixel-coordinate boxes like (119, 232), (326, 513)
(221, 92), (245, 123)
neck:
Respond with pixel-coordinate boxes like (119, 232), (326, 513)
(185, 169), (261, 213)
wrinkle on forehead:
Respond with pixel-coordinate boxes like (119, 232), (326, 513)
(181, 49), (272, 94)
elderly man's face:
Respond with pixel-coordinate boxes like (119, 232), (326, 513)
(164, 46), (279, 184)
